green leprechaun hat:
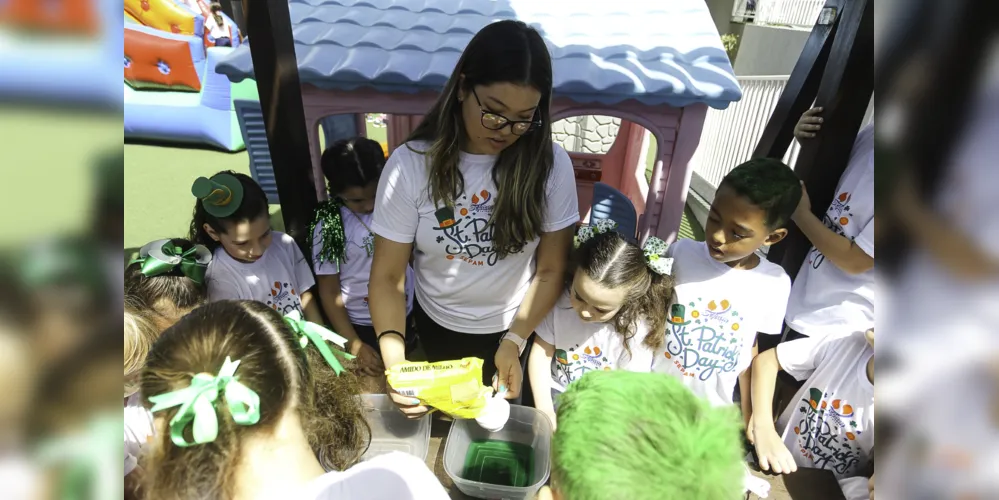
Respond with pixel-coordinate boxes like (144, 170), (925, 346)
(192, 173), (244, 218)
(434, 206), (456, 228)
(668, 303), (691, 326)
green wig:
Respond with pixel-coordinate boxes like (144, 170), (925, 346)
(552, 371), (745, 500)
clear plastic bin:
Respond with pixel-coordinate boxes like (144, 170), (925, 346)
(443, 404), (553, 500)
(359, 394), (431, 461)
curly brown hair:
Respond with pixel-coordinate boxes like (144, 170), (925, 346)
(140, 300), (369, 500)
(571, 232), (675, 354)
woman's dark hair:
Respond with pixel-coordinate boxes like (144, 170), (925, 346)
(571, 232), (674, 354)
(321, 137), (386, 196)
(407, 20), (555, 259)
(141, 300), (369, 500)
(188, 171), (269, 252)
(125, 238), (208, 321)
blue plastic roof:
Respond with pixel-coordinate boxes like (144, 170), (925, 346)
(216, 0), (742, 109)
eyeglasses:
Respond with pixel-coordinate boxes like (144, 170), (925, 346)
(471, 88), (541, 136)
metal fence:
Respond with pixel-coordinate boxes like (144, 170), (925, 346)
(688, 76), (800, 202)
(732, 0), (826, 28)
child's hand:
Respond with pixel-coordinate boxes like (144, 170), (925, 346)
(868, 473), (875, 500)
(753, 427), (798, 474)
(349, 339), (384, 377)
(792, 181), (811, 223)
(794, 107), (824, 139)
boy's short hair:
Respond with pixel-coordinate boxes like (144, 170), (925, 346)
(552, 371), (745, 500)
(719, 158), (801, 229)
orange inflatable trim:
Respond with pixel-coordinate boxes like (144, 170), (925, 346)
(1, 0), (98, 35)
(124, 28), (202, 92)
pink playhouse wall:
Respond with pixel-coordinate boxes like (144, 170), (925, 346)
(300, 85), (707, 244)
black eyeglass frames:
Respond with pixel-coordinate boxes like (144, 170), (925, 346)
(470, 88), (541, 136)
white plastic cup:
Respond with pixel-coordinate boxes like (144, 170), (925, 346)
(475, 390), (511, 432)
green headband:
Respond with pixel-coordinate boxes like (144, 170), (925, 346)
(283, 310), (356, 375)
(129, 239), (212, 285)
(148, 356), (260, 447)
(192, 173), (244, 218)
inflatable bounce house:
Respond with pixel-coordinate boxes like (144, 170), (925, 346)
(124, 0), (253, 151)
(0, 0), (121, 107)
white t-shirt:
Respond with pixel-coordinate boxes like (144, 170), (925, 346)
(775, 331), (874, 479)
(124, 393), (153, 477)
(785, 124), (875, 340)
(206, 14), (231, 40)
(536, 292), (656, 394)
(302, 451), (449, 500)
(371, 141), (580, 333)
(652, 239), (790, 406)
(312, 210), (415, 326)
(207, 231), (316, 315)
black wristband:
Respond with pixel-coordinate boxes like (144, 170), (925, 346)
(377, 330), (405, 342)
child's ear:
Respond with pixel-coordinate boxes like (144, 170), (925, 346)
(763, 227), (788, 246)
(203, 223), (221, 242)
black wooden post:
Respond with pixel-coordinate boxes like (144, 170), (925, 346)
(752, 0), (840, 160)
(761, 0), (874, 280)
(241, 0), (318, 254)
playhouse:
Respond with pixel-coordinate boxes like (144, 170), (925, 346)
(124, 0), (250, 151)
(216, 0), (741, 242)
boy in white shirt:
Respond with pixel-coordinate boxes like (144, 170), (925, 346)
(653, 158), (800, 427)
(748, 329), (875, 492)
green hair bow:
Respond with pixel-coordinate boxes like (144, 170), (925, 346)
(148, 356), (260, 447)
(129, 239), (212, 285)
(283, 310), (356, 375)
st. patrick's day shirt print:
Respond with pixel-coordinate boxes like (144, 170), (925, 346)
(432, 189), (508, 267)
(808, 190), (854, 270)
(663, 298), (744, 381)
(553, 344), (612, 387)
(266, 280), (303, 315)
(792, 388), (867, 476)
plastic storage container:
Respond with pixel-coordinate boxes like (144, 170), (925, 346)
(443, 404), (553, 500)
(359, 394), (431, 461)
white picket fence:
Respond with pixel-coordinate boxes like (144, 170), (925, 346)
(732, 0), (826, 28)
(688, 76), (799, 202)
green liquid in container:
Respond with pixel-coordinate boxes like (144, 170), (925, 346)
(462, 439), (535, 488)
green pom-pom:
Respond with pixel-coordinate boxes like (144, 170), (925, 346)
(310, 199), (348, 266)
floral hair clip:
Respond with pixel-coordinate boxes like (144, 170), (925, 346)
(148, 356), (260, 447)
(576, 218), (618, 244)
(642, 237), (674, 276)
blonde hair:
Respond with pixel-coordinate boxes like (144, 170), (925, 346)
(124, 302), (157, 382)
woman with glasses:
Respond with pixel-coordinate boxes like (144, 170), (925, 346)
(369, 20), (579, 417)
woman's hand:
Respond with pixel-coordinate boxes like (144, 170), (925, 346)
(753, 426), (798, 474)
(387, 389), (431, 420)
(348, 339), (384, 377)
(494, 339), (524, 399)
